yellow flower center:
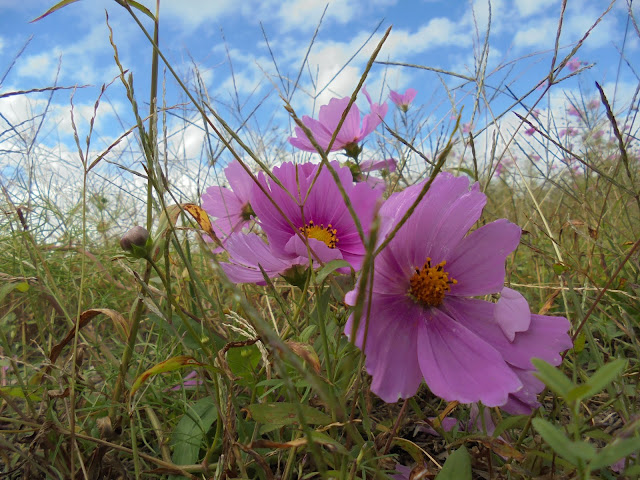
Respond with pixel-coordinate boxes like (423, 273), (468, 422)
(408, 258), (457, 307)
(299, 220), (339, 249)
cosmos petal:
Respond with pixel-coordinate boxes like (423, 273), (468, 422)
(446, 219), (521, 296)
(495, 287), (532, 341)
(345, 296), (424, 402)
(416, 308), (522, 406)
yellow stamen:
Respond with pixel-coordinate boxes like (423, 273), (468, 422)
(299, 220), (339, 249)
(408, 257), (457, 307)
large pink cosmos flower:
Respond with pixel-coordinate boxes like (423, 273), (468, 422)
(389, 88), (417, 112)
(202, 160), (254, 248)
(345, 173), (572, 406)
(221, 161), (382, 284)
(288, 87), (388, 155)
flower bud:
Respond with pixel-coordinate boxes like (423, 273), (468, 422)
(120, 226), (149, 252)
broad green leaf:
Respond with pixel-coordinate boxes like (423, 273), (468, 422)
(435, 446), (471, 480)
(532, 358), (574, 397)
(590, 437), (640, 470)
(532, 418), (595, 464)
(248, 402), (331, 427)
(31, 0), (81, 22)
(566, 385), (592, 402)
(582, 358), (626, 399)
(227, 344), (261, 381)
(553, 263), (570, 275)
(170, 398), (217, 470)
(0, 386), (41, 401)
(0, 282), (21, 305)
(623, 465), (640, 475)
(315, 259), (352, 284)
(130, 356), (202, 397)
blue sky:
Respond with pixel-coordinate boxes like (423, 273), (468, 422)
(0, 0), (638, 215)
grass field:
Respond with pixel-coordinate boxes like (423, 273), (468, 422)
(1, 1), (639, 479)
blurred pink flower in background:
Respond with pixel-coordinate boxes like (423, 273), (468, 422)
(202, 160), (255, 250)
(567, 105), (581, 117)
(525, 127), (536, 136)
(461, 122), (473, 134)
(288, 86), (388, 156)
(389, 88), (417, 112)
(536, 80), (549, 91)
(567, 57), (583, 72)
(559, 128), (579, 138)
(353, 158), (397, 189)
(587, 98), (600, 110)
(168, 370), (203, 391)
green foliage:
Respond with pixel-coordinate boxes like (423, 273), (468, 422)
(170, 398), (218, 467)
(435, 447), (471, 480)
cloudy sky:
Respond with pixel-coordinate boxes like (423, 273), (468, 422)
(0, 0), (638, 232)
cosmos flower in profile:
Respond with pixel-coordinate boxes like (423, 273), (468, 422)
(221, 161), (382, 284)
(288, 87), (388, 156)
(389, 88), (417, 112)
(345, 173), (572, 406)
(202, 160), (254, 248)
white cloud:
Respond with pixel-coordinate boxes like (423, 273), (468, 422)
(562, 4), (620, 50)
(513, 17), (558, 49)
(16, 52), (56, 80)
(275, 0), (358, 32)
(160, 0), (237, 28)
(514, 0), (558, 18)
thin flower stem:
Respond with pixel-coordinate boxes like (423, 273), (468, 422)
(109, 262), (152, 423)
(373, 124), (455, 257)
(383, 399), (408, 455)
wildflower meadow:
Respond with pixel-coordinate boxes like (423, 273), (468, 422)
(1, 0), (639, 479)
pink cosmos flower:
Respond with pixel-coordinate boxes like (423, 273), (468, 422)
(536, 80), (549, 91)
(389, 88), (417, 112)
(288, 87), (388, 155)
(567, 105), (581, 117)
(525, 127), (536, 136)
(359, 158), (397, 174)
(344, 173), (572, 405)
(567, 57), (582, 72)
(221, 161), (382, 284)
(353, 158), (397, 189)
(202, 161), (254, 248)
(167, 370), (203, 391)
